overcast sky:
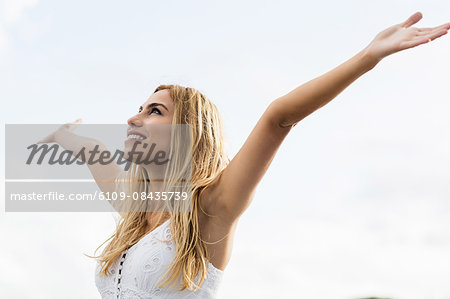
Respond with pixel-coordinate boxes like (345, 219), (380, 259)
(1, 0), (449, 298)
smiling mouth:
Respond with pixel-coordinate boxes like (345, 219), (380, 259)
(127, 131), (147, 141)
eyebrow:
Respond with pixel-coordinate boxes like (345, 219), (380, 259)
(140, 102), (169, 112)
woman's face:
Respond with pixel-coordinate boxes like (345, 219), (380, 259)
(124, 89), (175, 167)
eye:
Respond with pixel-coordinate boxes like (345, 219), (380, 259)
(148, 107), (162, 115)
(138, 107), (143, 113)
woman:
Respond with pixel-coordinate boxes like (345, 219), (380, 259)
(38, 11), (449, 298)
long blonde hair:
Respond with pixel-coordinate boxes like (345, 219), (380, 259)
(94, 84), (230, 291)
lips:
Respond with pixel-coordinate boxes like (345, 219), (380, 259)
(127, 129), (147, 141)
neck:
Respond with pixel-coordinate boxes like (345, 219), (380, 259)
(145, 211), (170, 233)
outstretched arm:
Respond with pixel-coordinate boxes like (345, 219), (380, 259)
(38, 119), (124, 196)
(202, 12), (449, 222)
(272, 12), (449, 128)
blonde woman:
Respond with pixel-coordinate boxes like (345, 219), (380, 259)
(38, 11), (449, 298)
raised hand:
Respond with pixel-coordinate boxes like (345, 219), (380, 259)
(364, 12), (450, 61)
(37, 118), (83, 144)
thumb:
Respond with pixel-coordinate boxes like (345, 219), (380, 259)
(68, 118), (83, 130)
(401, 11), (423, 28)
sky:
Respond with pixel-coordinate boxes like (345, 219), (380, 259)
(1, 0), (449, 298)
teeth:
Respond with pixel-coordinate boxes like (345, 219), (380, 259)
(128, 134), (145, 140)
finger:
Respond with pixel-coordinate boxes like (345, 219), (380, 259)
(423, 28), (449, 42)
(402, 29), (448, 48)
(401, 11), (423, 28)
(416, 27), (433, 33)
(426, 22), (450, 31)
(63, 118), (82, 130)
(64, 118), (83, 132)
(434, 22), (450, 31)
(417, 23), (450, 35)
(68, 118), (82, 125)
(416, 28), (443, 37)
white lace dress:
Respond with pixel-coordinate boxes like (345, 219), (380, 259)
(95, 219), (224, 298)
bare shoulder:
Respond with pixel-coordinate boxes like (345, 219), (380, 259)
(195, 101), (291, 268)
(198, 102), (292, 223)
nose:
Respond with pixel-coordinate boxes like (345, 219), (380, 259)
(127, 113), (143, 127)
